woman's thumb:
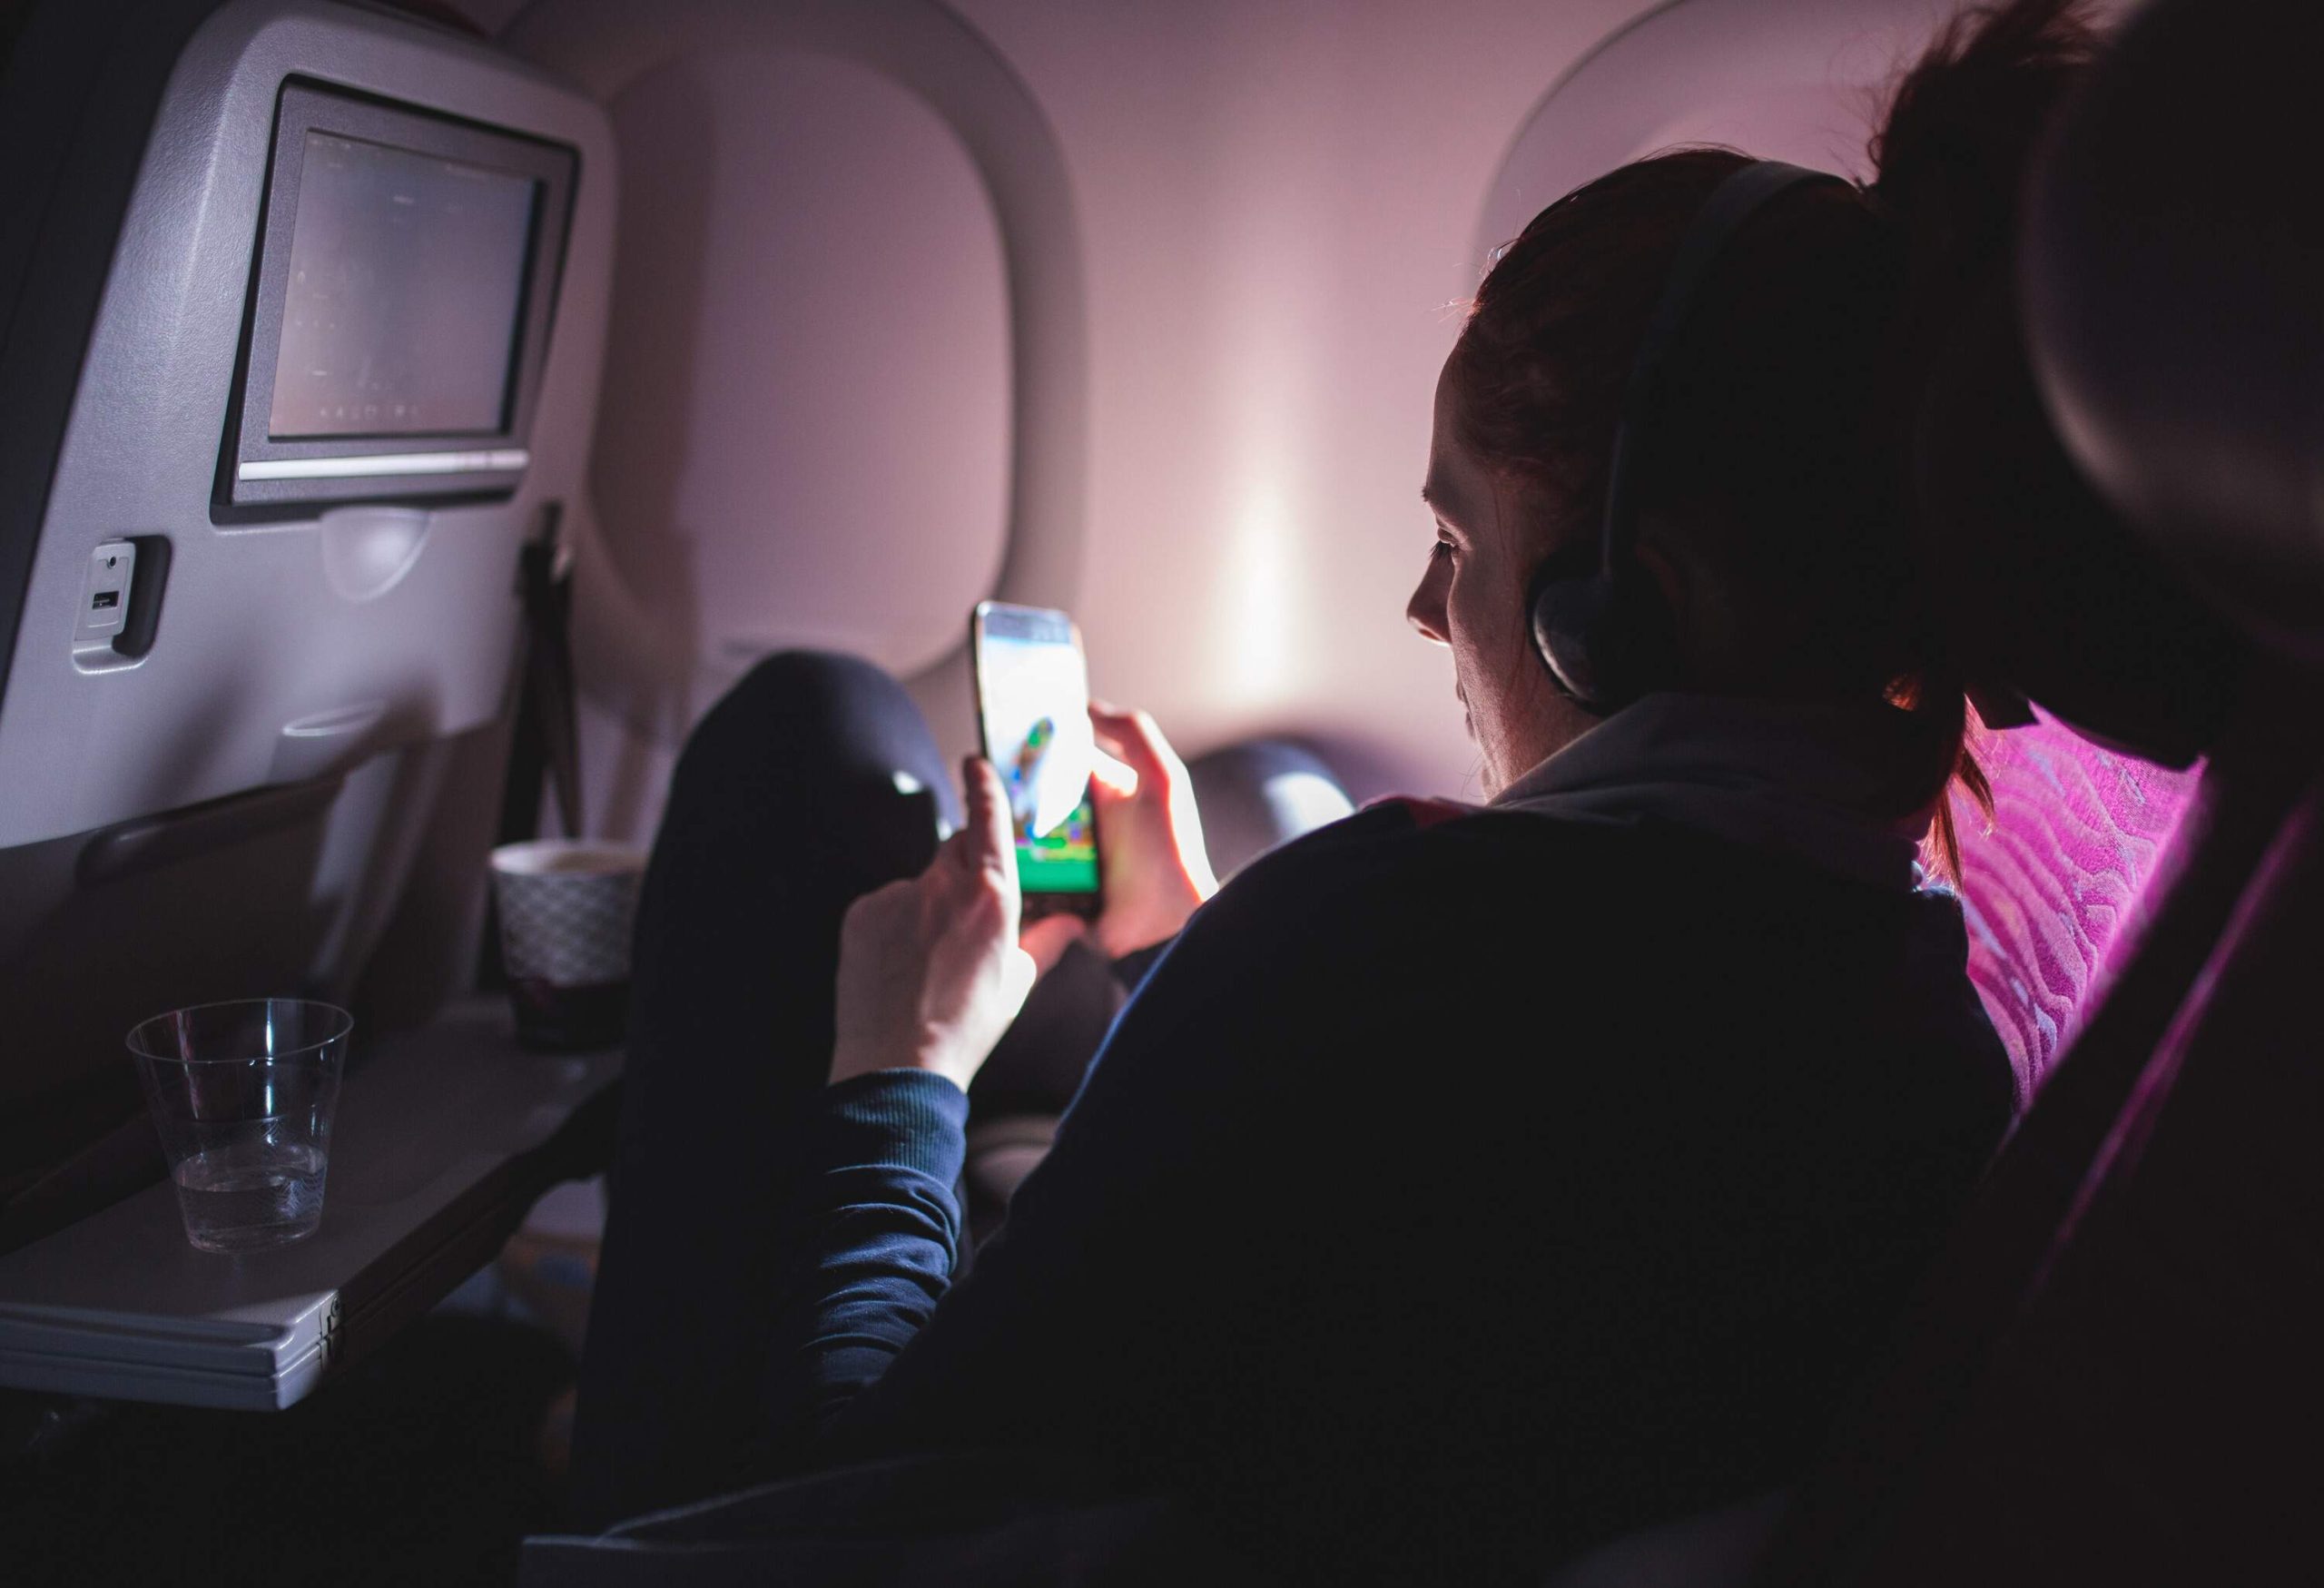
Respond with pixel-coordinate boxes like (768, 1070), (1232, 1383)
(1000, 943), (1040, 1013)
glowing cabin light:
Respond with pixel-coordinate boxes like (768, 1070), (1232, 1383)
(1224, 478), (1301, 706)
(1213, 181), (1315, 716)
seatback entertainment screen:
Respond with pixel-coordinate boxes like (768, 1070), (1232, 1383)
(268, 133), (538, 439)
(225, 83), (577, 508)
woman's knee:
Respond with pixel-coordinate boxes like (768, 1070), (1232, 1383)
(661, 650), (958, 863)
(693, 650), (907, 762)
(684, 650), (940, 784)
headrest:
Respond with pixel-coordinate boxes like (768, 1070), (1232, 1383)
(1914, 265), (2244, 767)
(2021, 0), (2324, 668)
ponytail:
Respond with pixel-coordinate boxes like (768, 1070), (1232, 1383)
(1870, 0), (2102, 877)
(1873, 0), (2100, 281)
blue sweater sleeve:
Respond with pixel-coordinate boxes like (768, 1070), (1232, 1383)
(761, 1069), (970, 1448)
(753, 935), (1181, 1452)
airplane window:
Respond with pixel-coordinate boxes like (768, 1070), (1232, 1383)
(588, 50), (1010, 687)
(1477, 0), (1947, 262)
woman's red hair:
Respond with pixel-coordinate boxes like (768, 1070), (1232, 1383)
(1451, 0), (2102, 878)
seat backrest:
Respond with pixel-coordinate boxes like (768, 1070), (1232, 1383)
(0, 0), (617, 1245)
(1757, 700), (2314, 1586)
(1950, 716), (2199, 1100)
(1757, 0), (2324, 1578)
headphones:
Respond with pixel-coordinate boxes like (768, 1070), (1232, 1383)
(1528, 160), (1847, 713)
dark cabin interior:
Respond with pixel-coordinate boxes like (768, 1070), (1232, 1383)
(0, 0), (2316, 1583)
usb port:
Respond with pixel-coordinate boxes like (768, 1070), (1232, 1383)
(91, 589), (120, 610)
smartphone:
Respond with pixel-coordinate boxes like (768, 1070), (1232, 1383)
(970, 600), (1103, 920)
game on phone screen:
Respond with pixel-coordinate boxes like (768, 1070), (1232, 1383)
(973, 604), (1100, 898)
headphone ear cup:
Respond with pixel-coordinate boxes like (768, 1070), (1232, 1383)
(1530, 567), (1679, 714)
(1530, 572), (1621, 711)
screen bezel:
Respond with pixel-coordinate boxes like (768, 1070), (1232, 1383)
(220, 81), (578, 510)
(970, 600), (1103, 913)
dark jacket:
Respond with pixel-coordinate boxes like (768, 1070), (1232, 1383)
(763, 801), (2014, 1584)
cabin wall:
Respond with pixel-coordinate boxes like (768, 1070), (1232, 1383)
(463, 0), (1656, 845)
(467, 0), (2041, 844)
(936, 0), (1649, 801)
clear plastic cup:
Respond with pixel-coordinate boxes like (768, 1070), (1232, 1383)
(127, 999), (352, 1253)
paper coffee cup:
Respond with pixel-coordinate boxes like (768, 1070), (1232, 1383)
(489, 840), (647, 1050)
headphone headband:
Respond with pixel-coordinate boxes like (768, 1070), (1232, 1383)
(1531, 159), (1849, 713)
(1598, 160), (1846, 573)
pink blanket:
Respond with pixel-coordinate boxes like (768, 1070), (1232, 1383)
(1948, 713), (2198, 1100)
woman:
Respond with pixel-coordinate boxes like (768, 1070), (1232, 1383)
(570, 3), (2093, 1578)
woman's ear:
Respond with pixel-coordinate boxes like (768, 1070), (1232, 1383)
(1632, 530), (1697, 676)
(1633, 537), (1688, 625)
(1635, 515), (1741, 687)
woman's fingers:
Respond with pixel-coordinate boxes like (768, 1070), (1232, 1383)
(960, 755), (1019, 891)
(1089, 747), (1139, 799)
(1088, 701), (1169, 780)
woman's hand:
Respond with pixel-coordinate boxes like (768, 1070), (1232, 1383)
(1087, 703), (1218, 958)
(828, 757), (1041, 1093)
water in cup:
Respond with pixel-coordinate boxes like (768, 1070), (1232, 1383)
(127, 999), (350, 1254)
(172, 1140), (328, 1252)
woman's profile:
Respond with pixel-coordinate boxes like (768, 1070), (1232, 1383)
(567, 3), (2096, 1580)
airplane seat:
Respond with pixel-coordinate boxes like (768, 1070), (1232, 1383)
(1944, 715), (2201, 1100)
(1550, 17), (2261, 1575)
(1745, 0), (2324, 1580)
(1499, 3), (2255, 1579)
(0, 0), (615, 1251)
(1185, 739), (1358, 883)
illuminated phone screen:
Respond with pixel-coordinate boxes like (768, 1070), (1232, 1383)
(974, 605), (1100, 895)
